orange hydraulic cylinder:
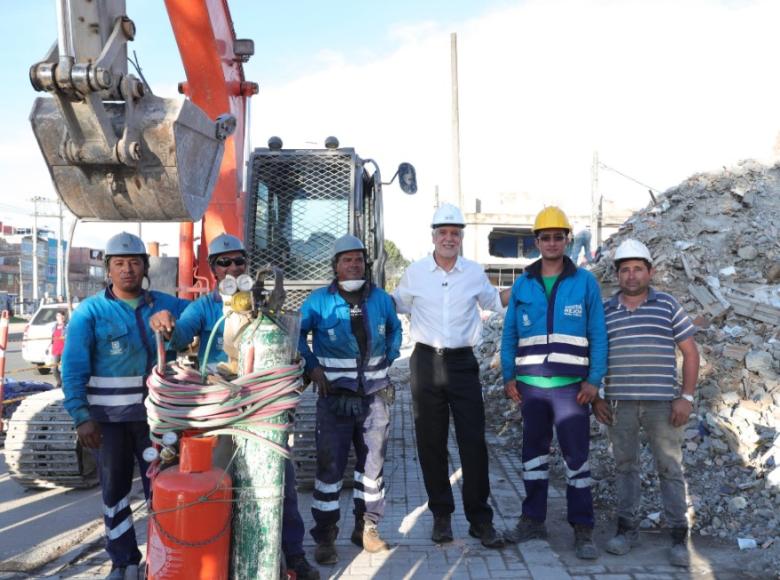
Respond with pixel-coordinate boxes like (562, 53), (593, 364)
(178, 222), (195, 300)
(164, 0), (256, 290)
(147, 437), (232, 580)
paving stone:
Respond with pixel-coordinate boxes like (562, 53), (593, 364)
(489, 571), (532, 579)
(485, 555), (507, 570)
(568, 565), (608, 574)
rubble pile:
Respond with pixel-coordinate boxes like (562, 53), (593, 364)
(477, 160), (780, 559)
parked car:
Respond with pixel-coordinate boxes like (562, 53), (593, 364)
(21, 303), (71, 374)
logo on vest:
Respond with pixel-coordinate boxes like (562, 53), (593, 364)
(378, 324), (386, 335)
(327, 328), (337, 342)
(564, 304), (583, 317)
(109, 340), (124, 355)
(522, 313), (531, 327)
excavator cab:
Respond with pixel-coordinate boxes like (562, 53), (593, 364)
(29, 0), (234, 221)
(244, 136), (417, 310)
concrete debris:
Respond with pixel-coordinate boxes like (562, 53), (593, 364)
(477, 160), (780, 562)
(738, 538), (758, 550)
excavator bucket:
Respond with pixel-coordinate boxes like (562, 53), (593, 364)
(30, 95), (226, 222)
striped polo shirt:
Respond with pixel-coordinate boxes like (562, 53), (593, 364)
(603, 288), (695, 400)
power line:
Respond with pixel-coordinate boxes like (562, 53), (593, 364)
(598, 162), (661, 194)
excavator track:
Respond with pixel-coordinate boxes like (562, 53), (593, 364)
(3, 390), (98, 489)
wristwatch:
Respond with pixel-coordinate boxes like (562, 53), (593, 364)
(679, 393), (694, 404)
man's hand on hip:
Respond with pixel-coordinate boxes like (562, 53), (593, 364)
(670, 398), (693, 427)
(76, 420), (102, 449)
(504, 379), (521, 404)
(576, 381), (598, 406)
(309, 367), (332, 397)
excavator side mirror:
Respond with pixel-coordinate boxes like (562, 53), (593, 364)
(397, 162), (417, 195)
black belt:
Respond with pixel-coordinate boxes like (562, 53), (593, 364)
(415, 342), (473, 356)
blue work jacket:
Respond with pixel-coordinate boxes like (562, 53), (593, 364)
(298, 282), (402, 394)
(62, 288), (189, 426)
(500, 257), (607, 385)
(168, 290), (226, 364)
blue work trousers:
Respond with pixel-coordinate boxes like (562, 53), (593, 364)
(569, 231), (593, 264)
(282, 458), (305, 559)
(519, 382), (594, 527)
(96, 421), (151, 568)
(310, 393), (390, 542)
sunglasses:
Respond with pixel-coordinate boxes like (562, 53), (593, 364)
(214, 257), (247, 267)
(537, 234), (567, 242)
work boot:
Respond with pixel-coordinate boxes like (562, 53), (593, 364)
(669, 527), (690, 568)
(431, 514), (453, 544)
(468, 521), (506, 549)
(286, 553), (321, 580)
(105, 569), (125, 580)
(314, 542), (338, 565)
(313, 526), (339, 565)
(573, 524), (599, 560)
(504, 516), (547, 544)
(352, 518), (390, 552)
(605, 517), (640, 555)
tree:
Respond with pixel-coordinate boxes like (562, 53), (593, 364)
(384, 239), (409, 292)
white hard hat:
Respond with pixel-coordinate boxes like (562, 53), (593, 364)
(614, 239), (653, 266)
(431, 203), (465, 228)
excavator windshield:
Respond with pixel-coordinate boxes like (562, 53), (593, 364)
(246, 148), (356, 308)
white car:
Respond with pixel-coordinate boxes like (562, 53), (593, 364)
(21, 303), (71, 374)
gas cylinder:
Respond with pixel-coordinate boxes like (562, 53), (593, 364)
(231, 314), (293, 578)
(147, 436), (232, 580)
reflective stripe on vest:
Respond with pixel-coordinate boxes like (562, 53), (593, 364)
(515, 333), (590, 372)
(319, 355), (389, 382)
(86, 375), (144, 407)
(318, 356), (358, 382)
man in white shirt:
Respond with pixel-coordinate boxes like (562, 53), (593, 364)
(393, 203), (510, 549)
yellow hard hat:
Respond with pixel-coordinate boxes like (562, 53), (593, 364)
(533, 206), (572, 233)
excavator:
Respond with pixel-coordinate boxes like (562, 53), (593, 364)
(4, 0), (416, 490)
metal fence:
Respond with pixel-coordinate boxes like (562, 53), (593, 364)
(245, 150), (355, 310)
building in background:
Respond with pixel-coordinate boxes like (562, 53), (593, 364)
(460, 192), (634, 286)
(68, 247), (105, 300)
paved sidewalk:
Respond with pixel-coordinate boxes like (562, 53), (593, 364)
(16, 358), (760, 579)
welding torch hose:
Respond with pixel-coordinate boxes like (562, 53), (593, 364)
(146, 362), (302, 443)
(147, 330), (303, 477)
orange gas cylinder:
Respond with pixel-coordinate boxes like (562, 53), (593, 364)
(147, 436), (232, 580)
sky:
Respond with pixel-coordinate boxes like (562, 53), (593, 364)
(2, 0), (779, 261)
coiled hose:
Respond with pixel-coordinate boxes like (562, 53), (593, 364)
(145, 326), (303, 478)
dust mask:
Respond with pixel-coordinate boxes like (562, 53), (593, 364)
(339, 280), (365, 292)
